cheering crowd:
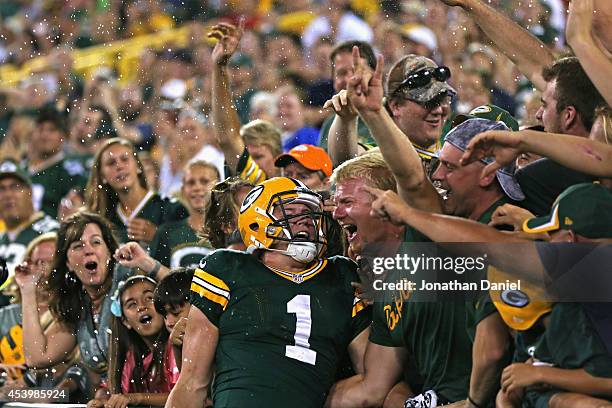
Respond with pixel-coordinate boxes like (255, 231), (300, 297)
(0, 0), (611, 407)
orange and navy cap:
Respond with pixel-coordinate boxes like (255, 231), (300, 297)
(274, 144), (333, 178)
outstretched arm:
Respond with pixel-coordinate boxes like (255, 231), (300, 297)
(461, 130), (612, 179)
(210, 21), (246, 172)
(566, 0), (612, 107)
(363, 186), (549, 285)
(439, 0), (555, 91)
(346, 47), (442, 212)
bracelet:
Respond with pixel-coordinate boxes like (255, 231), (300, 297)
(149, 260), (161, 277)
(468, 396), (483, 408)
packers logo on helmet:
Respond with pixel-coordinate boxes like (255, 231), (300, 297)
(238, 177), (327, 263)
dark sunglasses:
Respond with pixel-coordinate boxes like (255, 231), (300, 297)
(398, 66), (451, 91)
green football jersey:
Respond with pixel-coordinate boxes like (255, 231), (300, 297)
(190, 250), (371, 408)
(0, 212), (59, 277)
(107, 191), (188, 244)
(25, 153), (89, 218)
(149, 219), (213, 268)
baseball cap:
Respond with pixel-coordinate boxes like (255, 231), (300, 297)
(445, 118), (525, 201)
(451, 104), (519, 131)
(523, 182), (612, 238)
(488, 267), (552, 331)
(385, 54), (456, 103)
(401, 24), (438, 52)
(274, 145), (333, 178)
(0, 159), (31, 186)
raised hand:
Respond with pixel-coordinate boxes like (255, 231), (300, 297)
(114, 242), (150, 270)
(460, 130), (523, 179)
(208, 20), (245, 66)
(566, 0), (595, 44)
(323, 90), (357, 120)
(14, 262), (42, 295)
(346, 46), (384, 114)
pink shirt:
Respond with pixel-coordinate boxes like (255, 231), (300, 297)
(121, 341), (179, 394)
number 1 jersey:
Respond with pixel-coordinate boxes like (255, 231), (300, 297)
(190, 249), (371, 408)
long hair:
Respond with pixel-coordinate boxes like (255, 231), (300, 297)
(108, 276), (169, 394)
(202, 177), (254, 248)
(47, 211), (119, 331)
(85, 138), (148, 219)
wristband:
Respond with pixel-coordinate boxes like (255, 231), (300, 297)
(468, 396), (483, 408)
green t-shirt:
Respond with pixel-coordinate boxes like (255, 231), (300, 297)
(149, 219), (213, 268)
(369, 268), (473, 403)
(107, 191), (188, 244)
(25, 154), (89, 218)
(190, 250), (371, 408)
(516, 303), (612, 407)
(0, 212), (59, 276)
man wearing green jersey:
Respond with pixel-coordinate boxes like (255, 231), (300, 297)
(166, 177), (370, 408)
(24, 108), (88, 218)
(0, 160), (58, 284)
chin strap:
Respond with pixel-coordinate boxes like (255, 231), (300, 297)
(285, 241), (318, 263)
(248, 241), (319, 264)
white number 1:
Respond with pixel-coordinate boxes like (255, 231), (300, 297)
(285, 295), (317, 365)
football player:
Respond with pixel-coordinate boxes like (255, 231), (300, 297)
(165, 177), (370, 408)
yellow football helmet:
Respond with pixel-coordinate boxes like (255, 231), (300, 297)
(238, 177), (327, 263)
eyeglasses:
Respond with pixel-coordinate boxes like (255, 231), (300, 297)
(398, 66), (451, 91)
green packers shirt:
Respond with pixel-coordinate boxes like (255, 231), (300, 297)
(25, 153), (89, 218)
(149, 219), (213, 268)
(190, 250), (371, 408)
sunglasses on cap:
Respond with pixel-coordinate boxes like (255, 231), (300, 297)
(399, 66), (451, 91)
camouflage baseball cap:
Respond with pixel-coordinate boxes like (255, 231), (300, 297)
(445, 118), (525, 202)
(385, 55), (456, 103)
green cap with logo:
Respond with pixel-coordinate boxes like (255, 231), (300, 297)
(0, 159), (31, 186)
(452, 104), (519, 131)
(523, 182), (612, 238)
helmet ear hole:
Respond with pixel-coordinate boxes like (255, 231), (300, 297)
(250, 222), (259, 232)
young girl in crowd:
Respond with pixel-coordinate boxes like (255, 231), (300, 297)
(88, 275), (178, 408)
(85, 138), (187, 246)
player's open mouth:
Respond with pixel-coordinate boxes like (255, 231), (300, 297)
(294, 231), (311, 241)
(85, 261), (98, 271)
